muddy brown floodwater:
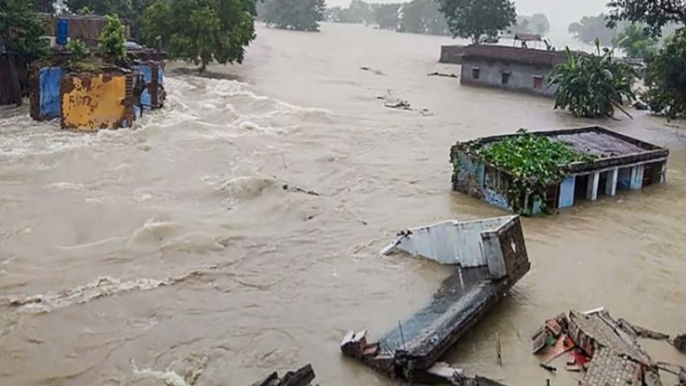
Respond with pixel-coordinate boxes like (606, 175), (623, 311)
(1, 22), (686, 386)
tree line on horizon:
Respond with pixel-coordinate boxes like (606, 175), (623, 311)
(3, 0), (686, 119)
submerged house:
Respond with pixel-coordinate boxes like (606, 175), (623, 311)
(342, 216), (529, 384)
(29, 51), (165, 129)
(460, 45), (567, 97)
(451, 126), (669, 215)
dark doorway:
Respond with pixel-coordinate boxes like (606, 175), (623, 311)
(643, 162), (663, 187)
(574, 174), (590, 201)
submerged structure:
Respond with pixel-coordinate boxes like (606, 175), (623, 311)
(29, 51), (166, 130)
(460, 45), (567, 97)
(61, 69), (139, 130)
(341, 216), (529, 385)
(532, 309), (685, 386)
(451, 126), (669, 215)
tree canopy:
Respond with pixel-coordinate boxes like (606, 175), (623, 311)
(607, 0), (686, 35)
(548, 43), (637, 119)
(375, 3), (401, 30)
(643, 29), (686, 118)
(613, 23), (657, 60)
(511, 13), (550, 36)
(399, 0), (449, 35)
(0, 0), (48, 105)
(437, 0), (516, 44)
(263, 0), (325, 32)
(568, 14), (623, 46)
(142, 0), (257, 72)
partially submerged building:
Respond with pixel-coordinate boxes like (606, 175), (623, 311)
(61, 68), (139, 130)
(36, 13), (131, 48)
(439, 45), (466, 65)
(460, 45), (567, 97)
(451, 126), (669, 215)
(342, 216), (529, 385)
(29, 50), (165, 129)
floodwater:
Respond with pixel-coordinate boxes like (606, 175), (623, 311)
(1, 22), (685, 386)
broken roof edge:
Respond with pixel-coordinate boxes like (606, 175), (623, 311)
(380, 215), (519, 262)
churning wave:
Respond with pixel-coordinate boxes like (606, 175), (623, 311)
(0, 74), (331, 162)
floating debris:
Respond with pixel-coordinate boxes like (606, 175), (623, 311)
(249, 364), (316, 386)
(532, 309), (686, 386)
(428, 72), (459, 78)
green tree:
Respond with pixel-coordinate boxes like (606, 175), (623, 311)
(613, 23), (657, 60)
(548, 42), (637, 118)
(399, 0), (449, 35)
(0, 0), (48, 106)
(263, 0), (325, 31)
(98, 15), (127, 63)
(375, 3), (400, 30)
(568, 14), (621, 46)
(643, 29), (686, 118)
(607, 0), (686, 36)
(143, 0), (257, 72)
(438, 0), (516, 44)
(531, 13), (550, 35)
(32, 0), (54, 13)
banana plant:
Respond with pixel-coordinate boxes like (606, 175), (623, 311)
(548, 39), (638, 119)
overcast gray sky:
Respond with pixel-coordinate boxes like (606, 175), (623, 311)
(326, 0), (609, 46)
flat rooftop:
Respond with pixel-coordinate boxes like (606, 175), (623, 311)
(469, 126), (669, 173)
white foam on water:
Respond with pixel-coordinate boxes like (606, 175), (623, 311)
(132, 365), (191, 386)
(4, 270), (203, 314)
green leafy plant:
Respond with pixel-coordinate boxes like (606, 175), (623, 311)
(66, 39), (92, 62)
(98, 15), (127, 64)
(548, 41), (637, 119)
(457, 130), (594, 213)
(613, 23), (658, 60)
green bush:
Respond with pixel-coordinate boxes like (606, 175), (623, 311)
(98, 15), (127, 63)
(66, 39), (92, 62)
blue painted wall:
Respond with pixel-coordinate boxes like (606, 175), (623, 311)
(132, 64), (164, 109)
(558, 176), (576, 208)
(630, 165), (644, 190)
(39, 67), (63, 120)
(617, 168), (632, 191)
(132, 65), (153, 109)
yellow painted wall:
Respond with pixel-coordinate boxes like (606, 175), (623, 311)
(61, 74), (127, 131)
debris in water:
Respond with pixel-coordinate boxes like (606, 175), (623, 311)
(342, 216), (530, 385)
(675, 334), (686, 354)
(532, 309), (685, 385)
(249, 364), (316, 386)
(378, 90), (432, 116)
(360, 66), (384, 75)
(428, 72), (459, 78)
(633, 100), (649, 110)
(282, 184), (320, 196)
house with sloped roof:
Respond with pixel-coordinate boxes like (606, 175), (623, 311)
(460, 45), (567, 97)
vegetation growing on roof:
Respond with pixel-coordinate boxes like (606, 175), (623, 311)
(457, 130), (594, 214)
